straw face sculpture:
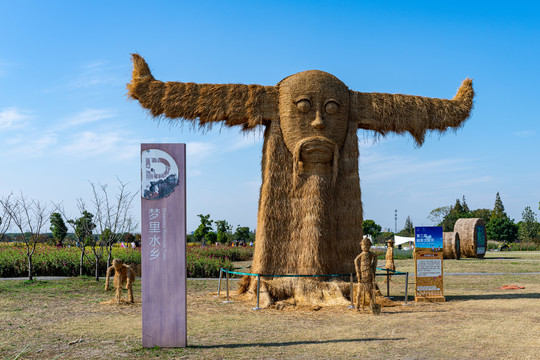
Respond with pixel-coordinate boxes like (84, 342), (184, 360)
(128, 54), (474, 307)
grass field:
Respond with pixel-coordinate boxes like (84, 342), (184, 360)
(1, 252), (539, 359)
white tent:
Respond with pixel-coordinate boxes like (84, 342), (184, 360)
(394, 235), (415, 246)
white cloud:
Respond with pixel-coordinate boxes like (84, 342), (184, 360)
(60, 131), (138, 161)
(62, 108), (115, 128)
(0, 107), (31, 131)
(442, 175), (494, 188)
(227, 133), (262, 152)
(6, 132), (58, 159)
(187, 169), (202, 177)
(360, 152), (471, 182)
(185, 134), (262, 177)
(513, 130), (535, 137)
(83, 59), (109, 69)
(68, 59), (123, 89)
(186, 141), (216, 165)
(187, 133), (261, 159)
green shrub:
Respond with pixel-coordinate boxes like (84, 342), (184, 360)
(186, 252), (233, 278)
(486, 240), (540, 251)
(185, 245), (252, 278)
(189, 245), (254, 262)
(0, 244), (142, 277)
(509, 242), (540, 251)
(487, 240), (500, 250)
(374, 249), (413, 260)
(0, 243), (253, 278)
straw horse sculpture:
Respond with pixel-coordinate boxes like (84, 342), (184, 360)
(128, 54), (473, 307)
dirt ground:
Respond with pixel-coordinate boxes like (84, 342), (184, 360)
(0, 252), (539, 359)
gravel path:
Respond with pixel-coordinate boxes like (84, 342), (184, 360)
(2, 273), (539, 281)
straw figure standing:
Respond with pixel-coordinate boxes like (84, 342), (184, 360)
(128, 54), (474, 307)
(105, 258), (136, 303)
(354, 237), (381, 314)
(384, 238), (396, 283)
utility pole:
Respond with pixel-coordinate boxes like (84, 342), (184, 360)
(394, 209), (398, 234)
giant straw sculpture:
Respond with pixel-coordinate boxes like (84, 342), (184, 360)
(128, 54), (474, 307)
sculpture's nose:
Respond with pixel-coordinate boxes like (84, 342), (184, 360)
(311, 110), (325, 130)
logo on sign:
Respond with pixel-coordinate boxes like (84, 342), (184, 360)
(141, 149), (179, 200)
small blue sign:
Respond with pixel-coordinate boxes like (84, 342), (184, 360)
(415, 226), (443, 250)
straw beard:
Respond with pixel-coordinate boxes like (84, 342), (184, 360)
(292, 136), (339, 189)
(289, 136), (340, 274)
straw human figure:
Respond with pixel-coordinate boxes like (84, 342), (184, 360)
(105, 258), (136, 303)
(354, 237), (381, 314)
(128, 54), (474, 307)
(384, 238), (396, 283)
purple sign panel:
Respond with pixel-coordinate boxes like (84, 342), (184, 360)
(141, 144), (186, 348)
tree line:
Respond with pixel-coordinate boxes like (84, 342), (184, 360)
(188, 214), (255, 245)
(362, 192), (540, 244)
(429, 192), (539, 243)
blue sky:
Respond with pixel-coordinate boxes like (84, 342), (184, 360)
(1, 1), (539, 233)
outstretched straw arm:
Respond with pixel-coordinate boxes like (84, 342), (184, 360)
(127, 54), (278, 130)
(352, 79), (474, 145)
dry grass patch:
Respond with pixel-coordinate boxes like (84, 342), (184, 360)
(0, 253), (539, 359)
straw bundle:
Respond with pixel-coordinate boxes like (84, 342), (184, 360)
(128, 54), (474, 307)
(128, 54), (278, 130)
(352, 79), (474, 145)
(454, 218), (486, 258)
(385, 239), (396, 271)
(443, 231), (461, 259)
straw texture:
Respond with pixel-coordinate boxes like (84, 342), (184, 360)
(385, 239), (396, 271)
(352, 79), (474, 145)
(454, 218), (486, 258)
(128, 54), (278, 130)
(443, 231), (461, 259)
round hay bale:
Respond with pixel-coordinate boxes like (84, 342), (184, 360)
(443, 232), (461, 259)
(454, 218), (487, 258)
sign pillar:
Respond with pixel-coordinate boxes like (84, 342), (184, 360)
(414, 226), (445, 303)
(141, 143), (186, 347)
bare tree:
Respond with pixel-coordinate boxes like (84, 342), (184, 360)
(0, 193), (50, 281)
(427, 206), (451, 226)
(90, 178), (137, 269)
(0, 194), (13, 241)
(55, 178), (136, 280)
(88, 225), (104, 281)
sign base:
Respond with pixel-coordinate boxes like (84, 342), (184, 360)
(415, 296), (446, 303)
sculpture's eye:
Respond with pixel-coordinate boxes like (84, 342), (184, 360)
(296, 99), (311, 114)
(325, 100), (339, 115)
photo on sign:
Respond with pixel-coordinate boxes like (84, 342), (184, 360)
(141, 149), (179, 200)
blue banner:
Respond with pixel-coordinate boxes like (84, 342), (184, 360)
(415, 226), (443, 250)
